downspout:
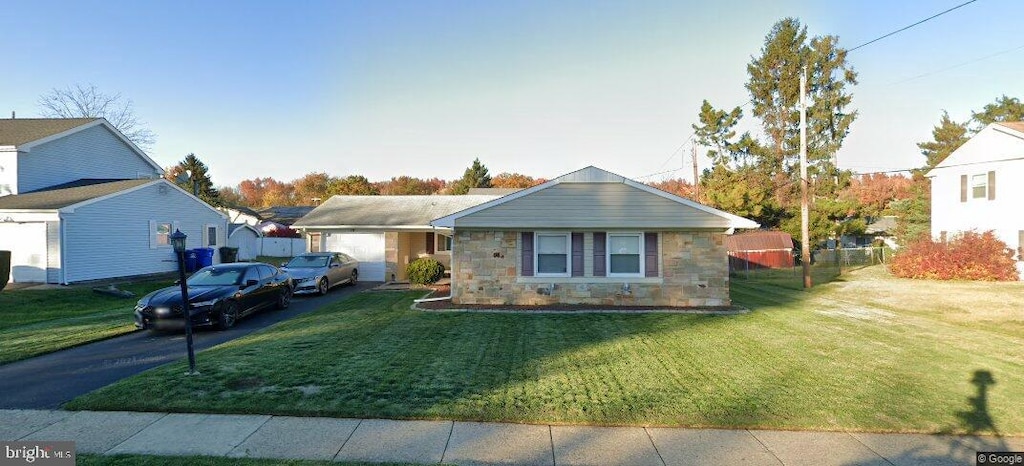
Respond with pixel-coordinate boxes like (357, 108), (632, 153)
(413, 225), (452, 302)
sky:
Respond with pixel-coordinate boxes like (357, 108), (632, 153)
(1, 0), (1021, 190)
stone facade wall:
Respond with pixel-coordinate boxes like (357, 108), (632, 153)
(451, 230), (730, 307)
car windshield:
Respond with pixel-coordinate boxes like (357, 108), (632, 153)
(286, 256), (329, 268)
(187, 267), (244, 286)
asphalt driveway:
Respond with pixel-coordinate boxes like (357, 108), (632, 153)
(0, 282), (377, 409)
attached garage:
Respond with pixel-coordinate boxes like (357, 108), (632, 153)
(325, 232), (385, 281)
(0, 222), (48, 283)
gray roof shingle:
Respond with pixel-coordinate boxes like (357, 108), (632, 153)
(0, 179), (153, 210)
(294, 195), (500, 228)
(0, 118), (99, 146)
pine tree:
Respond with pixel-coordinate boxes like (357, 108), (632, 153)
(450, 158), (492, 195)
(917, 112), (969, 169)
(166, 153), (221, 206)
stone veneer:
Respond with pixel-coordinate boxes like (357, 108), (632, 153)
(451, 230), (730, 307)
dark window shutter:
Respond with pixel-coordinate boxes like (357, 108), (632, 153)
(988, 171), (996, 200)
(571, 232), (584, 277)
(644, 232), (659, 277)
(593, 232), (606, 277)
(425, 232), (435, 254)
(960, 175), (967, 203)
(521, 232), (534, 277)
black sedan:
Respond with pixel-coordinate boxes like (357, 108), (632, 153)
(134, 263), (293, 331)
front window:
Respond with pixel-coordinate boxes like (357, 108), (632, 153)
(155, 222), (171, 246)
(535, 233), (569, 276)
(608, 233), (643, 276)
(437, 234), (453, 252)
(972, 174), (987, 199)
(187, 267), (244, 286)
(285, 255), (330, 268)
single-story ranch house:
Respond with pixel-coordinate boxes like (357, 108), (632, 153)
(296, 166), (758, 306)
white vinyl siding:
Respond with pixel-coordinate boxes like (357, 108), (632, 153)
(0, 222), (47, 283)
(46, 221), (61, 283)
(17, 125), (160, 193)
(535, 233), (570, 277)
(0, 151), (17, 196)
(454, 183), (732, 229)
(62, 182), (226, 283)
(608, 233), (643, 277)
(203, 224), (222, 247)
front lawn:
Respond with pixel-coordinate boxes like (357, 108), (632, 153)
(67, 266), (1024, 435)
(0, 280), (171, 364)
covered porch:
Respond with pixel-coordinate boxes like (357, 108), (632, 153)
(385, 230), (454, 282)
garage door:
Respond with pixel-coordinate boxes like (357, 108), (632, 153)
(325, 232), (385, 281)
(0, 223), (48, 283)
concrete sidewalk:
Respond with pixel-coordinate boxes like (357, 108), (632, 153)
(2, 410), (1021, 465)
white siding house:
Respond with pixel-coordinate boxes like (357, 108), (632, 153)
(928, 122), (1024, 275)
(0, 118), (227, 283)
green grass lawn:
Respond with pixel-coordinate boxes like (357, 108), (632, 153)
(0, 280), (171, 364)
(67, 266), (1024, 435)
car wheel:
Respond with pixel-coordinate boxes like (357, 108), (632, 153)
(218, 301), (239, 330)
(349, 270), (358, 286)
(318, 278), (329, 296)
(276, 286), (292, 310)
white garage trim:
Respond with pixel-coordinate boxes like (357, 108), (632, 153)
(0, 222), (48, 283)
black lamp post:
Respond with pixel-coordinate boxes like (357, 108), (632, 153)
(170, 229), (198, 375)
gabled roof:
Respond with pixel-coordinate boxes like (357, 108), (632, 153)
(294, 195), (501, 229)
(0, 118), (98, 146)
(431, 166), (760, 230)
(930, 122), (1024, 174)
(724, 230), (793, 252)
(0, 179), (152, 210)
(259, 206), (317, 225)
(467, 187), (523, 195)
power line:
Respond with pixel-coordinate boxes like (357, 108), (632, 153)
(888, 43), (1024, 86)
(847, 0), (979, 53)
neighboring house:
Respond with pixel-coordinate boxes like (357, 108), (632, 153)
(293, 195), (501, 281)
(725, 230), (795, 271)
(219, 206), (262, 226)
(928, 121), (1024, 275)
(839, 216), (898, 249)
(227, 223), (262, 260)
(259, 206), (315, 226)
(0, 118), (227, 284)
(432, 166), (759, 306)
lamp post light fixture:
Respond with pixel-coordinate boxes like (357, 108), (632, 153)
(170, 229), (198, 375)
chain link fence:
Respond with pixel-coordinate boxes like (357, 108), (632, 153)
(730, 246), (889, 287)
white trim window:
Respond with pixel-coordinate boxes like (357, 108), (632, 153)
(203, 224), (220, 247)
(151, 221), (172, 248)
(535, 233), (570, 277)
(971, 174), (988, 199)
(436, 234), (453, 252)
(607, 233), (644, 277)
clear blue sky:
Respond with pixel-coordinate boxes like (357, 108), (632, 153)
(2, 0), (1020, 188)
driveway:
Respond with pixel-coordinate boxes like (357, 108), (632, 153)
(0, 282), (377, 409)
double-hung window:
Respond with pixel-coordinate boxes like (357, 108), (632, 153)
(971, 174), (988, 199)
(154, 222), (172, 247)
(607, 233), (644, 277)
(535, 233), (570, 276)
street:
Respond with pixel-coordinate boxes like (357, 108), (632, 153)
(0, 282), (377, 409)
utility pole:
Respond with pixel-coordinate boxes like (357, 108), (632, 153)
(691, 143), (700, 202)
(800, 66), (812, 289)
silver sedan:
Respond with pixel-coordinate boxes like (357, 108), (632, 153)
(281, 252), (358, 295)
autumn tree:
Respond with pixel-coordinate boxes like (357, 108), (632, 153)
(238, 177), (296, 208)
(449, 158), (492, 194)
(165, 153), (221, 206)
(217, 186), (246, 207)
(375, 176), (438, 195)
(328, 175), (379, 195)
(38, 84), (156, 149)
(840, 173), (914, 217)
(647, 178), (697, 200)
(491, 172), (541, 189)
(293, 172), (333, 204)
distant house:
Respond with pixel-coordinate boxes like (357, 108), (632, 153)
(259, 206), (315, 226)
(432, 167), (759, 306)
(219, 206), (262, 226)
(0, 118), (227, 284)
(293, 195), (501, 282)
(725, 230), (795, 271)
(928, 122), (1024, 275)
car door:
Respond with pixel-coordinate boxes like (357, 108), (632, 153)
(238, 266), (263, 314)
(327, 254), (346, 284)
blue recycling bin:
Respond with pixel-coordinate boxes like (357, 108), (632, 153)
(184, 250), (198, 273)
(196, 247), (215, 268)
